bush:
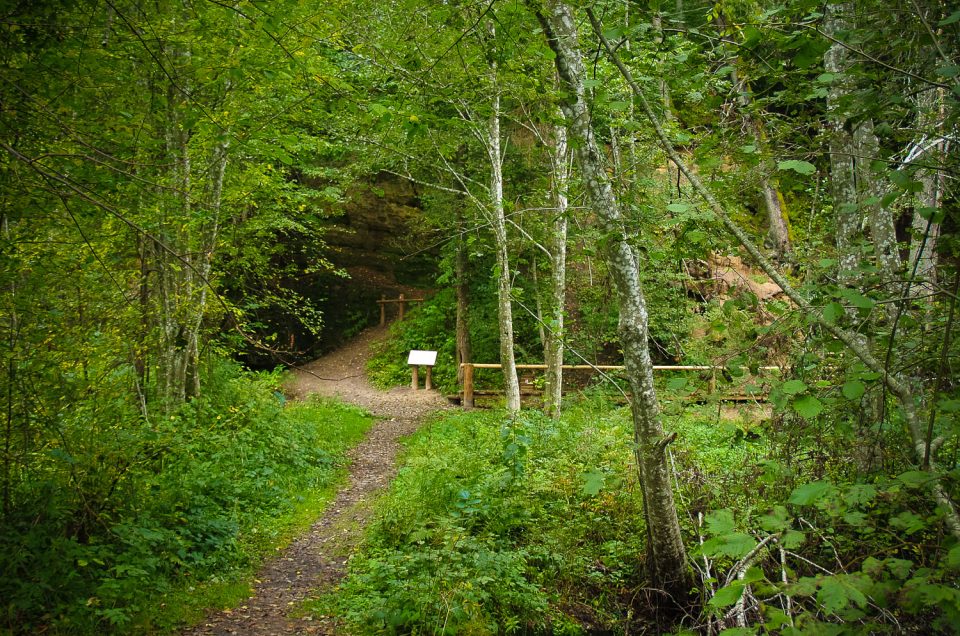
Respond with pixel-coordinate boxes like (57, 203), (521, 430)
(0, 361), (371, 633)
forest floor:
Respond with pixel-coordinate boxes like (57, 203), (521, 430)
(181, 325), (450, 636)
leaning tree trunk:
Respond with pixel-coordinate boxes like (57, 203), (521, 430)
(535, 0), (690, 597)
(714, 12), (792, 260)
(727, 60), (792, 260)
(543, 120), (569, 419)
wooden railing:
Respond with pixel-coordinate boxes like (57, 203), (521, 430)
(458, 362), (780, 408)
(376, 294), (425, 325)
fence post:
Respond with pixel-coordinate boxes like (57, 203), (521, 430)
(411, 365), (419, 390)
(379, 294), (386, 326)
(398, 293), (406, 321)
(709, 368), (717, 395)
(462, 363), (474, 408)
(425, 366), (433, 390)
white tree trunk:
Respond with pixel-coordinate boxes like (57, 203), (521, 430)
(488, 86), (521, 414)
(543, 121), (569, 419)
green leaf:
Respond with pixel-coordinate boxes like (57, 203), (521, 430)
(938, 10), (960, 25)
(841, 381), (865, 400)
(843, 511), (868, 527)
(582, 470), (605, 496)
(937, 65), (960, 78)
(917, 206), (945, 223)
(759, 505), (791, 532)
(897, 470), (934, 488)
(666, 202), (693, 213)
(782, 529), (806, 548)
(781, 379), (807, 395)
(818, 575), (868, 614)
(702, 532), (757, 558)
(708, 582), (745, 608)
(946, 545), (960, 569)
(838, 288), (875, 309)
(792, 394), (823, 418)
(889, 170), (923, 193)
(822, 302), (844, 324)
(705, 509), (736, 535)
(777, 159), (816, 175)
(789, 481), (833, 505)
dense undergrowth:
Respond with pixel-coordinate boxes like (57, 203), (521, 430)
(309, 392), (960, 634)
(306, 398), (757, 633)
(0, 362), (371, 634)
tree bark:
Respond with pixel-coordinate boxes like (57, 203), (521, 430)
(535, 0), (691, 597)
(455, 213), (473, 393)
(909, 87), (947, 284)
(487, 68), (521, 414)
(824, 3), (861, 286)
(543, 120), (569, 419)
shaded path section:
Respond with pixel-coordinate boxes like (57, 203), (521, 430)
(183, 326), (448, 635)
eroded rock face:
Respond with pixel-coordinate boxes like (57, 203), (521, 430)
(322, 173), (431, 281)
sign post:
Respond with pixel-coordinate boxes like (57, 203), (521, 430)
(407, 350), (437, 391)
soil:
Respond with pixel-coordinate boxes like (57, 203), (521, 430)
(181, 325), (449, 636)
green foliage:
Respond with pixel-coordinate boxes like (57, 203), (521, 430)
(367, 291), (459, 393)
(0, 363), (371, 633)
(314, 404), (648, 633)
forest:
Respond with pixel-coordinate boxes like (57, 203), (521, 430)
(1, 0), (958, 633)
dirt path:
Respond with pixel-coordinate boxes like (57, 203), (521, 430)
(182, 326), (449, 636)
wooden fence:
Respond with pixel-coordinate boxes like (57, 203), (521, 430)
(376, 294), (425, 325)
(458, 362), (780, 408)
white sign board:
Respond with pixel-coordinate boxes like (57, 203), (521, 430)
(407, 350), (437, 366)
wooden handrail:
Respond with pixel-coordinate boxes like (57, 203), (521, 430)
(458, 362), (780, 408)
(377, 293), (425, 325)
(460, 363), (781, 371)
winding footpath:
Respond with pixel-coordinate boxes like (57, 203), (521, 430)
(182, 326), (449, 635)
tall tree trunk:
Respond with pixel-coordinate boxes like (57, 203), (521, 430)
(488, 77), (521, 414)
(2, 213), (14, 518)
(543, 121), (569, 419)
(854, 120), (902, 283)
(535, 0), (690, 597)
(909, 87), (947, 284)
(455, 212), (473, 393)
(824, 2), (861, 286)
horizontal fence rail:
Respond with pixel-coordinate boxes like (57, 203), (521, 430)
(458, 362), (781, 408)
(376, 294), (425, 325)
